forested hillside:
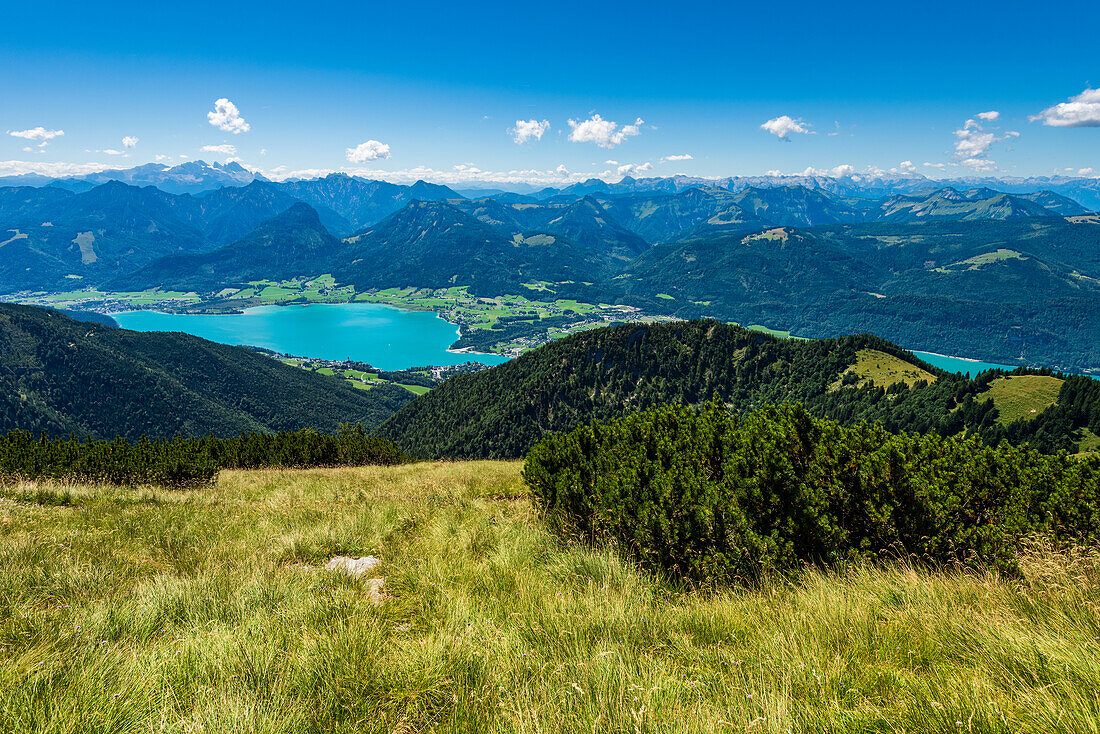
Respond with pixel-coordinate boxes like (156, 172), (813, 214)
(379, 320), (1100, 459)
(600, 217), (1100, 371)
(0, 304), (414, 439)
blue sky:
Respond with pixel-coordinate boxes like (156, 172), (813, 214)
(2, 0), (1098, 185)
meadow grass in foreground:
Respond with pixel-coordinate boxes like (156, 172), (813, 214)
(0, 462), (1098, 732)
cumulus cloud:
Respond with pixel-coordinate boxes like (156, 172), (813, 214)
(1077, 167), (1096, 177)
(346, 140), (391, 163)
(567, 114), (643, 148)
(100, 149), (126, 156)
(800, 164), (856, 177)
(616, 162), (653, 177)
(207, 98), (250, 134)
(122, 136), (138, 148)
(201, 144), (237, 155)
(8, 127), (64, 142)
(660, 154), (693, 162)
(510, 119), (550, 144)
(761, 115), (812, 140)
(897, 160), (918, 173)
(960, 157), (997, 171)
(950, 114), (1018, 169)
(154, 154), (172, 162)
(1031, 88), (1100, 128)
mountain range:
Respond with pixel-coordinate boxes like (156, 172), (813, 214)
(3, 165), (1100, 371)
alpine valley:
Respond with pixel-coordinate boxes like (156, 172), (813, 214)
(4, 161), (1099, 374)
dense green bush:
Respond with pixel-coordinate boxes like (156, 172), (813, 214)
(0, 423), (408, 488)
(524, 401), (1100, 581)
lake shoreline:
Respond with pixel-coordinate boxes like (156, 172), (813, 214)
(113, 302), (510, 371)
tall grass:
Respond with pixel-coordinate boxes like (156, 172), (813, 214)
(0, 463), (1098, 732)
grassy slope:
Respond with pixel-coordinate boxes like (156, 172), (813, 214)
(982, 374), (1065, 426)
(2, 462), (1099, 732)
(847, 348), (938, 388)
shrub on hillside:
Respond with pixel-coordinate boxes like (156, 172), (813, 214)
(524, 401), (1100, 580)
(0, 423), (409, 489)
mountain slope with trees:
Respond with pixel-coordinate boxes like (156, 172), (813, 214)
(0, 303), (414, 439)
(378, 320), (1100, 459)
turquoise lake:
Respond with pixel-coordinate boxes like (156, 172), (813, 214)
(113, 303), (510, 371)
(910, 351), (1018, 377)
(111, 304), (1092, 379)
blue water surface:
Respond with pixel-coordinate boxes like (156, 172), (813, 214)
(113, 303), (510, 371)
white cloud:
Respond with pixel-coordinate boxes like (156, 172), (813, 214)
(567, 114), (643, 148)
(604, 160), (618, 165)
(951, 114), (1016, 168)
(154, 154), (171, 162)
(122, 136), (138, 148)
(299, 161), (622, 187)
(8, 127), (64, 142)
(765, 169), (783, 176)
(616, 162), (653, 177)
(178, 154), (188, 159)
(100, 149), (126, 156)
(761, 115), (812, 140)
(346, 140), (391, 163)
(660, 154), (693, 162)
(960, 157), (997, 171)
(800, 164), (855, 177)
(1031, 88), (1100, 128)
(898, 160), (918, 173)
(259, 148), (267, 156)
(201, 144), (237, 155)
(510, 119), (550, 144)
(923, 162), (947, 170)
(207, 98), (250, 134)
(1078, 167), (1096, 177)
(0, 160), (120, 177)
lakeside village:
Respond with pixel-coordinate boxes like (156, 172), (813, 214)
(243, 346), (492, 393)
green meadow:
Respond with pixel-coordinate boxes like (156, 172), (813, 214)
(1, 461), (1098, 732)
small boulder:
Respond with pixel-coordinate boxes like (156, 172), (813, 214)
(324, 555), (382, 578)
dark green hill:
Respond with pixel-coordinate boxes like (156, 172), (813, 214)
(452, 195), (649, 261)
(598, 218), (1100, 372)
(1017, 190), (1092, 216)
(727, 185), (871, 226)
(111, 203), (342, 291)
(377, 320), (1100, 459)
(597, 187), (754, 243)
(273, 174), (463, 229)
(190, 181), (352, 241)
(877, 188), (1058, 222)
(0, 182), (212, 291)
(0, 181), (349, 292)
(334, 200), (610, 293)
(0, 303), (414, 439)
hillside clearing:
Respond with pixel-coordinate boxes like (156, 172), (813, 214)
(0, 462), (1098, 732)
(841, 348), (937, 389)
(982, 374), (1064, 425)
